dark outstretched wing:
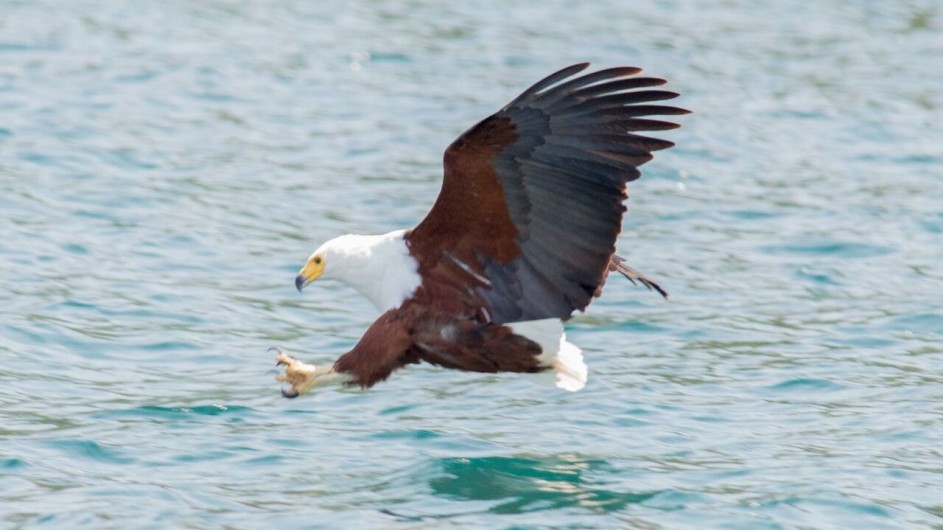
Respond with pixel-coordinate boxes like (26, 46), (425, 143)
(406, 63), (687, 323)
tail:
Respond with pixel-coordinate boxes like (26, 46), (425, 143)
(507, 319), (588, 391)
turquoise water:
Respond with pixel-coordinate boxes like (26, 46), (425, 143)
(1, 1), (941, 528)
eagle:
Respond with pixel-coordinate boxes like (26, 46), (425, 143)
(275, 63), (687, 397)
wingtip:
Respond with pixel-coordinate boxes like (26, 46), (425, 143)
(552, 62), (592, 82)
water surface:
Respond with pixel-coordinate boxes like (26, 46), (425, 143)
(1, 1), (941, 528)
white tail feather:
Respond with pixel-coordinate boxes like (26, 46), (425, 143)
(507, 319), (588, 391)
(553, 333), (587, 391)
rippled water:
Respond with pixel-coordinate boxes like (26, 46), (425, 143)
(2, 1), (941, 528)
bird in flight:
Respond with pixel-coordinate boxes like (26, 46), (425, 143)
(275, 63), (687, 397)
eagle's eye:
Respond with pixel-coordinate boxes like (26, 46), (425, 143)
(314, 256), (322, 265)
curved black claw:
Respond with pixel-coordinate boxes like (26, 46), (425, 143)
(269, 346), (288, 366)
(281, 388), (299, 399)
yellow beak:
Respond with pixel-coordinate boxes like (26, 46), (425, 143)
(295, 257), (324, 291)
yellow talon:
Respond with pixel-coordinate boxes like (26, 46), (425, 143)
(273, 350), (335, 397)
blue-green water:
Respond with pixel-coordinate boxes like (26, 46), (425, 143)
(2, 1), (941, 528)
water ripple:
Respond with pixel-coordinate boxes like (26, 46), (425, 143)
(2, 0), (942, 528)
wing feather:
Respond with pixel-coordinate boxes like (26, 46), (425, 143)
(407, 63), (687, 323)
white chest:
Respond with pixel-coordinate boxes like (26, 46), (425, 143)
(325, 229), (423, 312)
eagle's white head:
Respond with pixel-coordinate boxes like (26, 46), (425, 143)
(294, 229), (422, 312)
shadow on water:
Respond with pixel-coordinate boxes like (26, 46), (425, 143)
(426, 455), (658, 514)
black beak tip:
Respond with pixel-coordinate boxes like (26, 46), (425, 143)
(294, 274), (306, 292)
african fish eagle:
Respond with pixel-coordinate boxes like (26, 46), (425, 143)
(275, 63), (687, 396)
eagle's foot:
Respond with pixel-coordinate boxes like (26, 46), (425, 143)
(273, 349), (333, 398)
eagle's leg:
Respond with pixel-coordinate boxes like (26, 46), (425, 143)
(273, 349), (336, 398)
